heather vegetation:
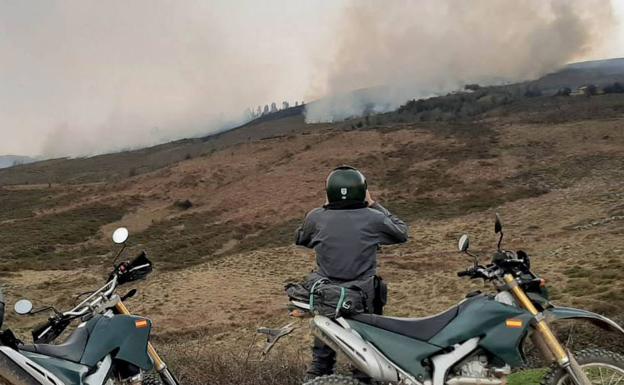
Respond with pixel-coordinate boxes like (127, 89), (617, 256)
(2, 69), (624, 384)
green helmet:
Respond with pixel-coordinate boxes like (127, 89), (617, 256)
(326, 166), (367, 203)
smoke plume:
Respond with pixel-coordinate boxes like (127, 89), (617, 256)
(305, 0), (617, 122)
(0, 1), (619, 156)
(0, 1), (329, 157)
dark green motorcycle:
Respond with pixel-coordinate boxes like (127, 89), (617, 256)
(0, 228), (180, 385)
(285, 215), (624, 385)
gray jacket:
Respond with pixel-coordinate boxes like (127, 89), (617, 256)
(295, 202), (408, 280)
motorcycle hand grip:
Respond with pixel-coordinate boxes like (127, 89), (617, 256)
(31, 320), (54, 343)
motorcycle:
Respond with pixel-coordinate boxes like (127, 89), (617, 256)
(0, 228), (180, 385)
(276, 214), (624, 385)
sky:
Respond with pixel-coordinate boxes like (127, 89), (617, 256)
(1, 0), (623, 157)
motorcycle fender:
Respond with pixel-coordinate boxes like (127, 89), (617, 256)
(81, 314), (153, 370)
(477, 312), (534, 368)
(312, 316), (400, 383)
(0, 346), (69, 385)
(545, 307), (624, 335)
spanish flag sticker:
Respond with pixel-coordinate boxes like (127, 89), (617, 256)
(506, 319), (523, 329)
(135, 319), (149, 329)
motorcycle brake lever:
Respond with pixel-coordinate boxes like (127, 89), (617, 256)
(121, 289), (137, 301)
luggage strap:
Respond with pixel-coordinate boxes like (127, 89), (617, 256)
(309, 279), (327, 313)
(335, 287), (347, 317)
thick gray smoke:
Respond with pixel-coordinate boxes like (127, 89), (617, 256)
(305, 0), (617, 122)
(0, 1), (328, 157)
(0, 1), (620, 156)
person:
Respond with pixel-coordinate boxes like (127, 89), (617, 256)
(295, 165), (409, 379)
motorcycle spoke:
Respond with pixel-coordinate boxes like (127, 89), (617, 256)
(559, 365), (624, 385)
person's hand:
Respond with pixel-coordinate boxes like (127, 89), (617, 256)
(365, 189), (375, 206)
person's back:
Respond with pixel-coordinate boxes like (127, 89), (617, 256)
(297, 202), (408, 281)
(295, 166), (408, 380)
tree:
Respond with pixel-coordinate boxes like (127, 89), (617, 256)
(603, 82), (624, 94)
(586, 84), (597, 95)
(464, 83), (481, 91)
(524, 87), (542, 97)
(555, 87), (571, 96)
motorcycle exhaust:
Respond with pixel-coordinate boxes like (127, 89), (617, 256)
(311, 316), (399, 383)
(446, 377), (505, 385)
(0, 349), (53, 385)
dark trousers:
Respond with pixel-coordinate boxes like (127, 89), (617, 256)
(307, 277), (386, 377)
(309, 338), (337, 376)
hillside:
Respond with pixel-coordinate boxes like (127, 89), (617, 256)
(1, 67), (624, 384)
(0, 155), (36, 169)
(3, 58), (624, 186)
(537, 58), (624, 91)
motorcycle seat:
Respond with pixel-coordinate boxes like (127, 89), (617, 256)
(350, 305), (459, 341)
(20, 324), (89, 363)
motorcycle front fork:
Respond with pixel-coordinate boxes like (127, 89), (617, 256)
(502, 275), (591, 385)
(115, 301), (181, 385)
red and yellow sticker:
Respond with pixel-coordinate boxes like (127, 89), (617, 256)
(505, 319), (523, 329)
(135, 319), (149, 329)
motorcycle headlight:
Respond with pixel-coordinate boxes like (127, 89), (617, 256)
(495, 291), (517, 307)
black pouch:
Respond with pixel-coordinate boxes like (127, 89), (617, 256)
(285, 277), (367, 318)
(309, 280), (367, 318)
(0, 329), (22, 349)
(373, 276), (388, 315)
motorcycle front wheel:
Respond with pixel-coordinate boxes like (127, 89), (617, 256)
(542, 349), (624, 385)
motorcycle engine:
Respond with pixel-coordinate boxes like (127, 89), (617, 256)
(458, 355), (489, 378)
(455, 354), (511, 379)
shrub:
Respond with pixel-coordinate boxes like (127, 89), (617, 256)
(464, 83), (481, 91)
(162, 341), (306, 385)
(555, 87), (571, 96)
(603, 82), (624, 94)
(174, 199), (193, 210)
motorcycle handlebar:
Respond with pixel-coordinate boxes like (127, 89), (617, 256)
(63, 275), (118, 317)
(32, 316), (72, 344)
(457, 266), (498, 280)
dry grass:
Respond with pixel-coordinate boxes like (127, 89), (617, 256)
(0, 203), (128, 271)
(1, 93), (624, 384)
(161, 341), (307, 385)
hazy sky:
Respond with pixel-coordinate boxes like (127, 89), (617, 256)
(1, 1), (623, 157)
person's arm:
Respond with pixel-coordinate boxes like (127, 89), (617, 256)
(294, 208), (320, 248)
(370, 202), (409, 244)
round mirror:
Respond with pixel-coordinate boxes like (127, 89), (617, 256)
(458, 234), (470, 252)
(14, 299), (33, 315)
(112, 227), (129, 244)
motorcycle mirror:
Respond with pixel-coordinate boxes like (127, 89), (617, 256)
(112, 227), (129, 244)
(14, 299), (33, 315)
(121, 289), (137, 301)
(495, 213), (503, 234)
(458, 234), (470, 252)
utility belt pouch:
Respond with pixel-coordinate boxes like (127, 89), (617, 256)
(373, 275), (387, 315)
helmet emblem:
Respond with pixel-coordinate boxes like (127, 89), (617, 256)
(340, 188), (348, 196)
